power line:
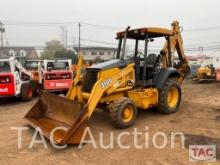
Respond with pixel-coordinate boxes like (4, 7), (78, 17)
(80, 22), (121, 30)
(4, 20), (220, 32)
(4, 21), (78, 26)
(184, 25), (220, 32)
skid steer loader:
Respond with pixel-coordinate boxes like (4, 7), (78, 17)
(0, 57), (37, 100)
(25, 59), (73, 93)
(25, 21), (189, 145)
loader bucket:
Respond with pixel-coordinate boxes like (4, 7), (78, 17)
(24, 92), (88, 145)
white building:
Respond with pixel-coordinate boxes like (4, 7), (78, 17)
(187, 54), (220, 68)
(74, 46), (117, 61)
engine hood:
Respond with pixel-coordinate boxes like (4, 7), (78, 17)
(88, 59), (133, 70)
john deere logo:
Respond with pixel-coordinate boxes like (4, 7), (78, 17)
(101, 79), (112, 88)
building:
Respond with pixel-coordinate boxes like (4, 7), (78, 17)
(186, 54), (220, 67)
(0, 46), (39, 59)
(74, 46), (117, 61)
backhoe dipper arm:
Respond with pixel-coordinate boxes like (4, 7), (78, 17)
(162, 21), (190, 83)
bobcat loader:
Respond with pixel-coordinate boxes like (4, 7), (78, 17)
(0, 57), (36, 100)
(25, 59), (73, 93)
(25, 21), (189, 145)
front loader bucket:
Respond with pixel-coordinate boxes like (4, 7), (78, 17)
(24, 92), (88, 145)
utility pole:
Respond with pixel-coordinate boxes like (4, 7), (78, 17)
(78, 22), (81, 55)
(199, 46), (204, 64)
(65, 29), (68, 49)
(0, 21), (5, 57)
(60, 26), (67, 49)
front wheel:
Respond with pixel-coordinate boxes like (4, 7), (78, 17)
(110, 98), (137, 129)
(157, 78), (181, 114)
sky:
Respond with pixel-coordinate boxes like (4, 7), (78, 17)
(0, 0), (220, 55)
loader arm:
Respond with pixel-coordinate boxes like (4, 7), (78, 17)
(14, 59), (32, 78)
(161, 21), (189, 84)
(84, 63), (135, 117)
(66, 55), (135, 118)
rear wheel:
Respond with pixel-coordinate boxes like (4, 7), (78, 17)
(30, 80), (41, 96)
(110, 98), (137, 129)
(21, 83), (33, 101)
(157, 78), (181, 114)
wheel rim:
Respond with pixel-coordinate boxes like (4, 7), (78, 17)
(167, 87), (179, 108)
(122, 105), (133, 123)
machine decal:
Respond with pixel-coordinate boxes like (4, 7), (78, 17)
(0, 87), (8, 93)
(101, 79), (112, 88)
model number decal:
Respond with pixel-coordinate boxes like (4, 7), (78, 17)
(101, 79), (112, 88)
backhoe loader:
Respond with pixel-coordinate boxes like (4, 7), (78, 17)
(25, 21), (189, 145)
(194, 65), (216, 82)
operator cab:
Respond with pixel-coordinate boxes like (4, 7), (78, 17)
(116, 27), (174, 86)
(24, 60), (41, 71)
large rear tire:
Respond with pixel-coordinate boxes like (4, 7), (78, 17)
(157, 78), (181, 114)
(21, 83), (33, 101)
(110, 97), (137, 129)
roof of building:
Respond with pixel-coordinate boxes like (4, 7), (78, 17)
(186, 55), (211, 61)
(74, 46), (117, 51)
(0, 46), (39, 59)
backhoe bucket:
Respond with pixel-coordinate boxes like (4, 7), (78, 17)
(24, 92), (88, 145)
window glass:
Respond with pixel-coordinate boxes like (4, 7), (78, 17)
(0, 61), (10, 72)
(99, 51), (105, 55)
(25, 61), (38, 70)
(91, 51), (97, 55)
(47, 61), (70, 70)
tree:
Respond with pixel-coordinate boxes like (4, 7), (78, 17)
(67, 50), (78, 64)
(93, 56), (104, 63)
(40, 40), (78, 64)
(41, 40), (65, 59)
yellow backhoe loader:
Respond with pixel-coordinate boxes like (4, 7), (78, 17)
(194, 65), (216, 82)
(25, 21), (189, 145)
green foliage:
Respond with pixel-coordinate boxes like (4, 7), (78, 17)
(41, 40), (65, 59)
(41, 40), (78, 64)
(67, 50), (78, 64)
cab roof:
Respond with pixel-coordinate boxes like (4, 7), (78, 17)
(117, 27), (173, 40)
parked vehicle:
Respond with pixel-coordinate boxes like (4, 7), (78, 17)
(25, 21), (190, 145)
(24, 60), (41, 81)
(40, 59), (73, 92)
(194, 65), (216, 82)
(0, 57), (37, 101)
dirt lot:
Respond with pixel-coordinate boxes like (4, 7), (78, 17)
(0, 80), (220, 165)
